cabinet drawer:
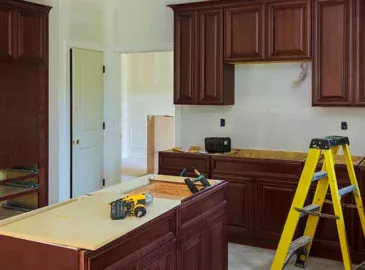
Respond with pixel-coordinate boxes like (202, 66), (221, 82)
(85, 210), (176, 270)
(211, 156), (302, 179)
(177, 183), (228, 235)
(159, 152), (211, 176)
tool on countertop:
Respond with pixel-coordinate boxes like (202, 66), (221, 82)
(271, 136), (365, 270)
(180, 167), (211, 194)
(110, 193), (153, 220)
(205, 137), (231, 153)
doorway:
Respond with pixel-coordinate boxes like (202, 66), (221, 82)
(71, 48), (104, 197)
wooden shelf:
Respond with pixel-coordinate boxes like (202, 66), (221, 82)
(0, 172), (38, 185)
(0, 207), (26, 221)
(0, 186), (38, 202)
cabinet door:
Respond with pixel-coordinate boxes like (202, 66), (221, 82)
(266, 0), (311, 60)
(174, 10), (197, 104)
(0, 6), (13, 61)
(198, 8), (226, 105)
(212, 174), (254, 243)
(312, 0), (353, 106)
(224, 3), (265, 62)
(16, 9), (47, 63)
(138, 241), (176, 270)
(206, 211), (228, 270)
(355, 0), (365, 106)
(255, 178), (301, 249)
(177, 229), (205, 270)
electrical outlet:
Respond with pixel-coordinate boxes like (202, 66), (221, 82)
(220, 119), (226, 127)
(341, 121), (348, 130)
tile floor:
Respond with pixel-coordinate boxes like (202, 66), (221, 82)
(228, 243), (348, 269)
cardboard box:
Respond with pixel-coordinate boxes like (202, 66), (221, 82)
(147, 115), (175, 174)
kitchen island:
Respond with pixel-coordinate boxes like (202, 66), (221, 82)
(0, 175), (228, 270)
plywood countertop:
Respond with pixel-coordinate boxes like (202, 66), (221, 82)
(164, 148), (308, 161)
(0, 175), (190, 251)
(318, 155), (365, 166)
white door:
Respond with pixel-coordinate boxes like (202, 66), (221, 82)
(72, 48), (104, 197)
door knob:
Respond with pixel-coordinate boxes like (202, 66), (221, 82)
(76, 139), (80, 145)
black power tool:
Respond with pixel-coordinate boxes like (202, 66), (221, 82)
(180, 167), (211, 194)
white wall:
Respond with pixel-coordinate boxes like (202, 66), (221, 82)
(180, 63), (365, 155)
(121, 52), (175, 159)
(26, 0), (122, 203)
(113, 0), (207, 52)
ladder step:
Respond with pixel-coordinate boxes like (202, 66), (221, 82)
(285, 236), (312, 264)
(356, 261), (365, 270)
(339, 185), (357, 197)
(312, 171), (328, 182)
(309, 136), (349, 150)
(294, 207), (340, 220)
(298, 204), (321, 217)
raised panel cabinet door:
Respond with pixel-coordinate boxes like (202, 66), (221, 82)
(198, 8), (224, 105)
(206, 211), (228, 270)
(312, 0), (353, 106)
(211, 174), (254, 242)
(0, 6), (13, 61)
(266, 0), (311, 60)
(355, 0), (365, 106)
(177, 229), (205, 270)
(138, 241), (176, 270)
(16, 9), (47, 63)
(255, 178), (301, 249)
(224, 3), (265, 62)
(174, 10), (197, 104)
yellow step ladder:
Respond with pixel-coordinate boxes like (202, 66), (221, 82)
(271, 136), (365, 270)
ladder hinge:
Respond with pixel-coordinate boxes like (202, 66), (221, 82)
(103, 179), (106, 187)
(103, 65), (106, 73)
(103, 122), (106, 130)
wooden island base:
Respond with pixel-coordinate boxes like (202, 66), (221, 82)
(0, 175), (228, 270)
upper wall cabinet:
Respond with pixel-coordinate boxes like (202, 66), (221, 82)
(355, 0), (365, 106)
(17, 10), (47, 63)
(198, 8), (234, 105)
(266, 0), (311, 60)
(224, 0), (311, 63)
(312, 0), (353, 106)
(174, 10), (198, 105)
(0, 6), (13, 61)
(172, 6), (234, 105)
(224, 3), (265, 62)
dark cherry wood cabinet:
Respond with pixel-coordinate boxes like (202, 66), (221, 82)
(178, 228), (206, 270)
(0, 0), (50, 213)
(354, 0), (365, 106)
(206, 210), (227, 270)
(312, 0), (353, 106)
(0, 6), (13, 61)
(174, 10), (197, 105)
(266, 0), (311, 60)
(224, 3), (265, 62)
(171, 4), (234, 105)
(255, 177), (301, 249)
(158, 150), (365, 263)
(198, 8), (234, 105)
(0, 181), (229, 270)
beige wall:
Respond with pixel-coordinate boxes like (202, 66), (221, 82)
(121, 52), (175, 159)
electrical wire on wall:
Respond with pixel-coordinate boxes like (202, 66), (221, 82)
(292, 62), (308, 88)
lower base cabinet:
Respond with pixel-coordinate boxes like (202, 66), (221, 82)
(178, 228), (206, 270)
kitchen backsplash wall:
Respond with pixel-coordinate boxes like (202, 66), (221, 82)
(177, 62), (365, 155)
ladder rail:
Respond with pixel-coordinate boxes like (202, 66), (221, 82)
(343, 145), (365, 238)
(324, 149), (353, 270)
(270, 149), (322, 270)
(297, 145), (339, 268)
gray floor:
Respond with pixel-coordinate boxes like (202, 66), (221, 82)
(228, 243), (348, 269)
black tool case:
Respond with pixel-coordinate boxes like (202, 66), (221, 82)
(205, 137), (231, 153)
